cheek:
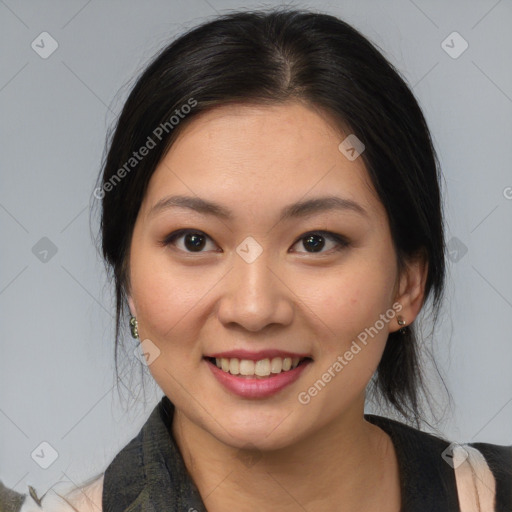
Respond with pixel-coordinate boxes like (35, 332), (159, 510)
(304, 258), (397, 384)
(130, 256), (208, 392)
(313, 266), (395, 334)
(129, 245), (206, 342)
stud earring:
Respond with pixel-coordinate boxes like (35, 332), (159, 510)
(129, 316), (139, 339)
(397, 315), (407, 335)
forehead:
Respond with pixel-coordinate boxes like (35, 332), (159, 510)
(141, 102), (383, 221)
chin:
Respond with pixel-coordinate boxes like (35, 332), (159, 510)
(204, 407), (307, 452)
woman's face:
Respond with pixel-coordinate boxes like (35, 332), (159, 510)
(127, 102), (424, 450)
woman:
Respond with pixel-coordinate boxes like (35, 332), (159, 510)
(4, 7), (510, 512)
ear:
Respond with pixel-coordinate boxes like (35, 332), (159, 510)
(127, 294), (137, 318)
(390, 251), (428, 333)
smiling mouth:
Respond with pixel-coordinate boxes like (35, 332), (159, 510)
(204, 356), (313, 378)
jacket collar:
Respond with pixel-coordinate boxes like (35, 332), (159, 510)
(103, 396), (207, 512)
(103, 396), (459, 512)
(365, 414), (459, 511)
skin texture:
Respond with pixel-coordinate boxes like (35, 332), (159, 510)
(127, 101), (428, 511)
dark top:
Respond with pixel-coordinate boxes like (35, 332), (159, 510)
(102, 396), (512, 512)
(1, 396), (510, 511)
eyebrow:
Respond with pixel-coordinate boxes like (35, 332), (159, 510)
(147, 194), (369, 221)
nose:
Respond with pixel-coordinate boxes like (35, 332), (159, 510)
(217, 250), (294, 333)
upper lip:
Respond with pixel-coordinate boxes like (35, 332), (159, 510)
(204, 349), (312, 361)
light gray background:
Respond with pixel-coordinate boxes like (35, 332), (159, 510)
(1, 0), (511, 495)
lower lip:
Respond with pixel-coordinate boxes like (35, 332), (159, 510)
(205, 358), (312, 399)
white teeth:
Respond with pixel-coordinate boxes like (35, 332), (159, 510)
(229, 358), (240, 375)
(239, 360), (255, 375)
(270, 357), (282, 373)
(255, 359), (270, 377)
(212, 356), (304, 376)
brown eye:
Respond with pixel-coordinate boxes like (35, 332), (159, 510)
(291, 231), (349, 254)
(160, 229), (349, 255)
(161, 230), (217, 253)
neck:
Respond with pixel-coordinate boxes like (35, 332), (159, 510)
(171, 401), (401, 512)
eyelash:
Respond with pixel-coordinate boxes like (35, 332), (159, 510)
(159, 229), (350, 255)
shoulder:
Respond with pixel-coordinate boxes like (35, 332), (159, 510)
(464, 440), (512, 509)
(365, 413), (454, 460)
(13, 474), (104, 512)
(366, 413), (511, 468)
(467, 440), (512, 472)
(366, 414), (511, 509)
(451, 441), (511, 511)
(370, 413), (512, 476)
